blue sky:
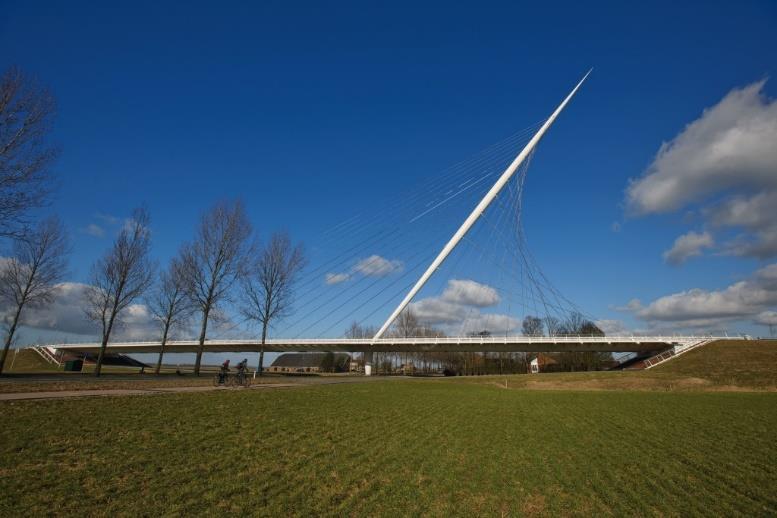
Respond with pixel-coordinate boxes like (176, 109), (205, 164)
(2, 0), (777, 353)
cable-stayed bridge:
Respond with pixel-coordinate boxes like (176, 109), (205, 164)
(41, 70), (707, 374)
(52, 336), (714, 355)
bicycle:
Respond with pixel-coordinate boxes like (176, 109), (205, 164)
(212, 371), (230, 387)
(232, 369), (252, 388)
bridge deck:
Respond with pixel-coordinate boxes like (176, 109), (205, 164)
(48, 336), (720, 354)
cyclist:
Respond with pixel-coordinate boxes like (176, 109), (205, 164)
(218, 359), (231, 384)
(235, 358), (248, 382)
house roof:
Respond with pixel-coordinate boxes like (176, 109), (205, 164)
(271, 352), (351, 368)
(530, 353), (557, 365)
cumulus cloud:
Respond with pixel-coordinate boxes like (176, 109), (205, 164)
(663, 231), (714, 265)
(595, 319), (630, 335)
(626, 80), (777, 214)
(620, 263), (777, 329)
(354, 255), (403, 277)
(0, 281), (158, 340)
(458, 314), (520, 335)
(625, 80), (777, 260)
(612, 299), (642, 312)
(408, 279), (517, 334)
(440, 279), (500, 307)
(707, 191), (777, 259)
(325, 254), (403, 284)
(754, 310), (777, 326)
(411, 297), (467, 324)
(2, 282), (96, 336)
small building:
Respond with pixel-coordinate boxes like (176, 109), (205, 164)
(528, 353), (557, 374)
(349, 358), (363, 373)
(268, 352), (351, 374)
(398, 362), (415, 375)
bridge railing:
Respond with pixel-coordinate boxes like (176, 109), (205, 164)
(49, 335), (727, 349)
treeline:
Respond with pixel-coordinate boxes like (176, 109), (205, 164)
(0, 67), (306, 377)
(520, 312), (604, 337)
(345, 310), (611, 375)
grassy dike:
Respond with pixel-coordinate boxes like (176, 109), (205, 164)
(1, 380), (775, 516)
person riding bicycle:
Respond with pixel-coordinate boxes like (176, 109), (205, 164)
(236, 358), (248, 378)
(218, 359), (230, 384)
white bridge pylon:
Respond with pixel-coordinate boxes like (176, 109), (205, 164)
(363, 70), (593, 375)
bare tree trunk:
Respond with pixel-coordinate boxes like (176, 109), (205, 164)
(95, 298), (121, 377)
(95, 316), (115, 377)
(155, 322), (170, 375)
(258, 322), (267, 376)
(0, 305), (23, 375)
(194, 308), (210, 376)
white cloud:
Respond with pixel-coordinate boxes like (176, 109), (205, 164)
(324, 254), (404, 285)
(754, 310), (777, 326)
(458, 314), (520, 335)
(612, 299), (642, 312)
(625, 80), (777, 260)
(408, 279), (516, 334)
(80, 223), (105, 238)
(354, 255), (403, 277)
(595, 319), (630, 335)
(663, 231), (714, 265)
(0, 281), (159, 341)
(410, 298), (468, 324)
(96, 213), (120, 225)
(80, 212), (141, 241)
(620, 263), (777, 328)
(3, 282), (96, 336)
(324, 272), (350, 285)
(626, 80), (777, 214)
(708, 191), (777, 259)
(440, 279), (500, 307)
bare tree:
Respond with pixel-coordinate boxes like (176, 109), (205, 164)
(394, 309), (421, 338)
(344, 321), (375, 339)
(146, 256), (192, 374)
(522, 315), (544, 337)
(563, 311), (587, 336)
(240, 232), (305, 376)
(0, 217), (68, 374)
(579, 321), (604, 337)
(181, 200), (252, 375)
(345, 322), (376, 371)
(85, 207), (154, 376)
(544, 316), (562, 337)
(0, 67), (58, 238)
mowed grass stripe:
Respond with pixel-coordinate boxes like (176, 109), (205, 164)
(1, 381), (775, 516)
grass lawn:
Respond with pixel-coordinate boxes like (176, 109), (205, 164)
(1, 380), (775, 516)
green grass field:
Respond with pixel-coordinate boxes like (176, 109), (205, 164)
(1, 380), (775, 516)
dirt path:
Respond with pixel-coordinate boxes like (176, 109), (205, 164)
(0, 375), (412, 401)
(0, 382), (306, 401)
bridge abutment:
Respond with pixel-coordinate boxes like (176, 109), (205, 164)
(364, 350), (373, 376)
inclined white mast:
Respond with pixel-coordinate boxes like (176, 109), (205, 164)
(371, 70), (592, 345)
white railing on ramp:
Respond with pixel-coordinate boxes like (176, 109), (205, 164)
(29, 345), (62, 366)
(643, 339), (714, 369)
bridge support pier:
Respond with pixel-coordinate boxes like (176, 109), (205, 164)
(364, 350), (373, 376)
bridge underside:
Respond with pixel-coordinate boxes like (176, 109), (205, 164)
(50, 337), (692, 355)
